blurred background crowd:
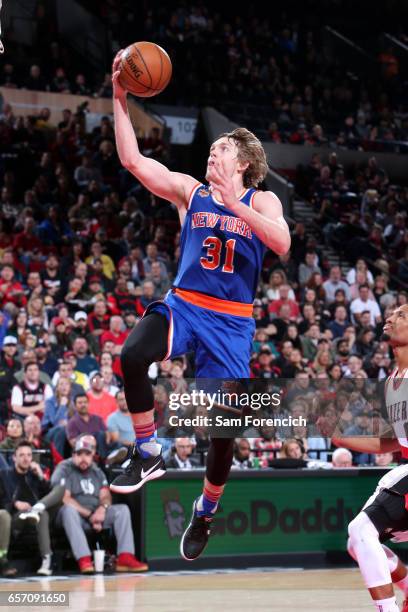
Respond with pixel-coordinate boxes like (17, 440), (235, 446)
(0, 0), (407, 479)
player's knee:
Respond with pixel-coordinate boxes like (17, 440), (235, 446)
(346, 537), (356, 560)
(348, 512), (378, 546)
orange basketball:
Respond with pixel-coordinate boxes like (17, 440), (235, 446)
(119, 41), (172, 98)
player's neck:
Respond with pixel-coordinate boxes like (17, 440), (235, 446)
(393, 346), (408, 373)
(209, 179), (245, 202)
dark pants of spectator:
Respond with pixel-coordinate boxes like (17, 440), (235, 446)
(0, 452), (8, 470)
(56, 504), (135, 560)
(121, 312), (235, 485)
(9, 485), (65, 556)
(45, 427), (120, 460)
(44, 425), (68, 457)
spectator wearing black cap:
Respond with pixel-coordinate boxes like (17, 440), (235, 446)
(251, 346), (280, 379)
(35, 338), (59, 378)
(52, 434), (147, 573)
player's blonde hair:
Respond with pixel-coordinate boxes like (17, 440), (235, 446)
(219, 127), (268, 188)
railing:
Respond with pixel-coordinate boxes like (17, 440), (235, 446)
(323, 26), (378, 80)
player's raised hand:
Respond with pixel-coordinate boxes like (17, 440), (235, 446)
(207, 160), (236, 208)
(112, 49), (124, 73)
(112, 49), (126, 98)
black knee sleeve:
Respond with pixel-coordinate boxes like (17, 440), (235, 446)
(121, 312), (169, 414)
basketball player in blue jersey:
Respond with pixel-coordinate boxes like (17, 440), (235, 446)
(109, 50), (291, 561)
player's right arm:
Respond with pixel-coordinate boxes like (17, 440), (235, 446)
(332, 433), (401, 454)
(112, 51), (197, 210)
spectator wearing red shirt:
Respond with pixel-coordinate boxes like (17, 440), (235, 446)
(268, 284), (300, 319)
(111, 276), (138, 313)
(13, 218), (43, 258)
(88, 299), (111, 338)
(86, 372), (117, 424)
(0, 265), (27, 308)
(250, 347), (281, 379)
(100, 315), (129, 352)
(100, 341), (123, 379)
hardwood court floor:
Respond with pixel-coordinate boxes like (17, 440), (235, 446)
(0, 568), (404, 611)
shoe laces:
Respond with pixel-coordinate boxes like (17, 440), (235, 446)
(191, 515), (212, 535)
(124, 446), (141, 474)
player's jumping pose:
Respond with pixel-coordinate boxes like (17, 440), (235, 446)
(333, 304), (408, 612)
(109, 50), (290, 561)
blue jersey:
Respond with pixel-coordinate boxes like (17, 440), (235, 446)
(173, 183), (266, 303)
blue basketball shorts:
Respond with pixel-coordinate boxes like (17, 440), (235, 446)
(142, 290), (255, 378)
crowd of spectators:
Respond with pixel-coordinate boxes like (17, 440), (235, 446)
(1, 2), (407, 153)
(0, 100), (406, 473)
(296, 151), (408, 285)
(0, 0), (407, 576)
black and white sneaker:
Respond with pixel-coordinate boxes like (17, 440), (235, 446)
(180, 498), (213, 561)
(109, 445), (166, 494)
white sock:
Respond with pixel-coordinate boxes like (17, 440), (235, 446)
(32, 502), (45, 513)
(140, 441), (162, 457)
(395, 573), (408, 595)
(373, 596), (399, 611)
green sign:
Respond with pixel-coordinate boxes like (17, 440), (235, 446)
(145, 473), (384, 558)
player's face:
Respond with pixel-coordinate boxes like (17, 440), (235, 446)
(206, 137), (246, 181)
(383, 305), (408, 347)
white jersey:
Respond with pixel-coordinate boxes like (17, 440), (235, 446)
(385, 367), (408, 457)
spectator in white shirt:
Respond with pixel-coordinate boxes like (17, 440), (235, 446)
(11, 362), (53, 419)
(346, 259), (374, 286)
(350, 284), (382, 326)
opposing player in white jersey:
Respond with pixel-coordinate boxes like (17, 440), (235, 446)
(332, 304), (408, 612)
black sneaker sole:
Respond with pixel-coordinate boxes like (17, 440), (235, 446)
(109, 467), (166, 494)
(180, 500), (210, 562)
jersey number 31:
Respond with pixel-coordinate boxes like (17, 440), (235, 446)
(200, 237), (236, 273)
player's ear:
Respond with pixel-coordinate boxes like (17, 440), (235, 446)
(237, 160), (249, 175)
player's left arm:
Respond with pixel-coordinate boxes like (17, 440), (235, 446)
(226, 190), (291, 255)
(208, 162), (290, 254)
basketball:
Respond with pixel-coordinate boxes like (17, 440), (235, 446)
(118, 41), (172, 98)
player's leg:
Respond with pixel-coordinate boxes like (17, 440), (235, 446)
(110, 299), (195, 493)
(348, 491), (406, 612)
(180, 438), (234, 561)
(348, 537), (408, 595)
(110, 311), (169, 493)
(180, 309), (254, 560)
